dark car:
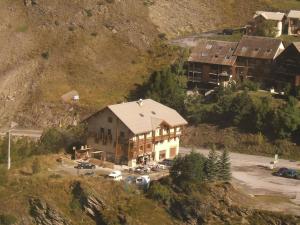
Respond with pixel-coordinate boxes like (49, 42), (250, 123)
(282, 169), (298, 179)
(222, 29), (234, 35)
(134, 166), (150, 174)
(160, 159), (174, 167)
(74, 162), (96, 169)
(273, 167), (289, 176)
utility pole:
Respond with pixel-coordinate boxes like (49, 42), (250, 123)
(7, 121), (18, 170)
(7, 130), (11, 170)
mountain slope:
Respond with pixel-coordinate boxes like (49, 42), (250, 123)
(0, 0), (300, 128)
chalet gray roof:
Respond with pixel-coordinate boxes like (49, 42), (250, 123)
(287, 10), (300, 19)
(255, 11), (285, 21)
(234, 36), (283, 59)
(188, 40), (238, 66)
(107, 99), (188, 134)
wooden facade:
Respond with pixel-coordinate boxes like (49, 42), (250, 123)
(188, 62), (236, 85)
(187, 40), (238, 86)
(273, 43), (300, 87)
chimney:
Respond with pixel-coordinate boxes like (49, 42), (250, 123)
(137, 99), (143, 107)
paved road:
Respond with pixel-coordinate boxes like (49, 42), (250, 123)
(169, 30), (222, 48)
(180, 147), (300, 203)
(0, 129), (43, 139)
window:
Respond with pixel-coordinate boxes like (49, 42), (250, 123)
(151, 111), (156, 115)
(108, 117), (113, 123)
(139, 113), (144, 117)
(120, 131), (125, 137)
(147, 144), (151, 148)
(140, 145), (144, 151)
(107, 129), (112, 144)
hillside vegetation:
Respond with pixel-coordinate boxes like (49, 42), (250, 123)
(0, 0), (300, 128)
(0, 154), (299, 225)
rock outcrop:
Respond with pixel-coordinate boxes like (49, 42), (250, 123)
(29, 198), (70, 225)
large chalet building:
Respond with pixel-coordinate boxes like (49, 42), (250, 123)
(234, 36), (284, 83)
(84, 99), (187, 167)
(187, 36), (298, 88)
(187, 40), (238, 85)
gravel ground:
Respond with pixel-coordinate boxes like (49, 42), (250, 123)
(180, 147), (300, 214)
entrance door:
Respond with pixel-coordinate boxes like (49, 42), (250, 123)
(159, 150), (166, 160)
(169, 148), (177, 158)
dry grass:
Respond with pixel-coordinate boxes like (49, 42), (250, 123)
(0, 154), (176, 225)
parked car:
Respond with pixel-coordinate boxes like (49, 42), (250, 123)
(124, 176), (136, 184)
(273, 167), (289, 176)
(107, 170), (123, 181)
(134, 166), (151, 174)
(151, 164), (166, 172)
(282, 169), (298, 179)
(159, 159), (174, 167)
(273, 168), (300, 180)
(222, 28), (234, 35)
(74, 162), (96, 169)
(136, 175), (151, 187)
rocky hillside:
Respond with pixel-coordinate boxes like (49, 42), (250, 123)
(0, 0), (299, 128)
(0, 155), (299, 225)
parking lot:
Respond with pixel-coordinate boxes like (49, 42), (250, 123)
(54, 148), (300, 214)
(180, 147), (300, 215)
(55, 160), (169, 184)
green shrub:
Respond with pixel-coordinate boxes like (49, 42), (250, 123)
(0, 214), (17, 225)
(147, 182), (171, 204)
(170, 151), (207, 186)
(255, 20), (278, 37)
(0, 166), (8, 186)
(32, 158), (42, 174)
(39, 128), (64, 153)
(240, 80), (260, 91)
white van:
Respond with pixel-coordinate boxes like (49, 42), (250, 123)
(108, 170), (123, 181)
(136, 175), (151, 186)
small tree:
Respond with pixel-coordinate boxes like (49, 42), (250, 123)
(170, 151), (207, 186)
(205, 145), (219, 181)
(32, 158), (42, 174)
(256, 20), (278, 37)
(217, 149), (231, 182)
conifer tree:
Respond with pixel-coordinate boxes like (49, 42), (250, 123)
(217, 148), (231, 182)
(206, 144), (218, 181)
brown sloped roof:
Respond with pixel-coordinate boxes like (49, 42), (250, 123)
(234, 36), (283, 59)
(293, 42), (300, 52)
(84, 99), (188, 135)
(288, 10), (300, 19)
(255, 11), (285, 21)
(108, 99), (188, 134)
(188, 40), (238, 66)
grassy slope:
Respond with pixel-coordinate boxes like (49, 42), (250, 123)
(0, 155), (176, 225)
(1, 154), (299, 224)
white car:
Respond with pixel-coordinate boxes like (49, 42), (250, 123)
(108, 170), (123, 181)
(136, 175), (151, 186)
